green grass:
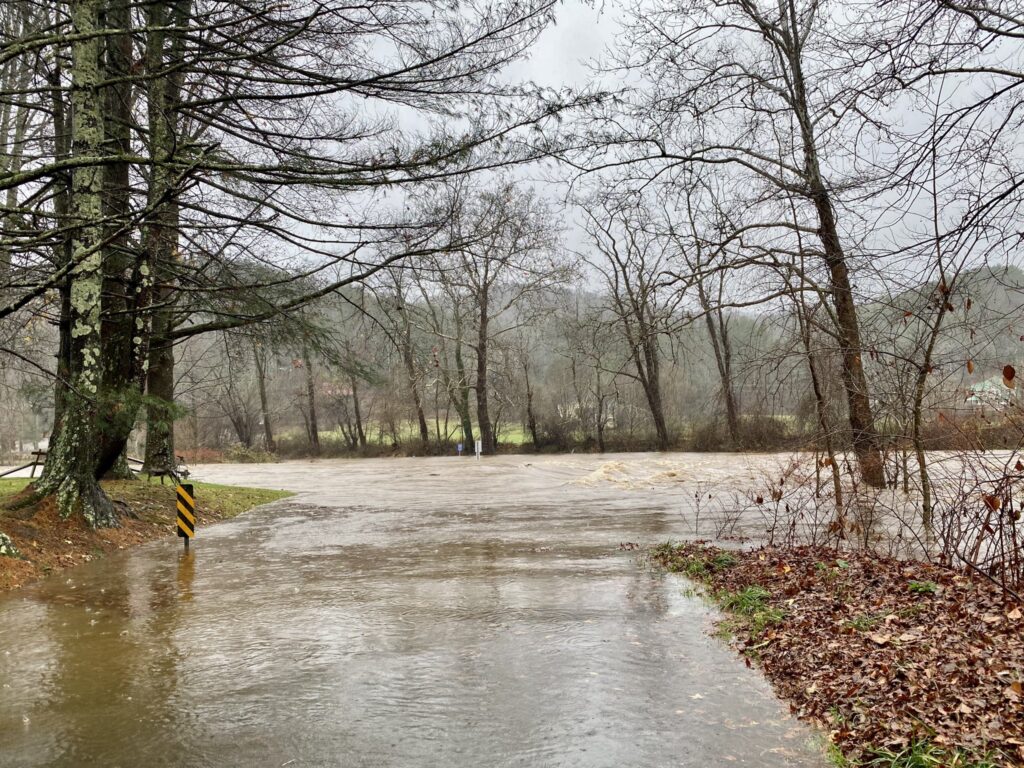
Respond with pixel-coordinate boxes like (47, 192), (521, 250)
(749, 607), (786, 637)
(715, 585), (785, 641)
(282, 418), (534, 448)
(710, 552), (739, 570)
(907, 580), (938, 595)
(821, 738), (1001, 768)
(113, 477), (292, 519)
(0, 475), (292, 521)
(719, 585), (771, 614)
(826, 741), (853, 767)
(0, 478), (30, 497)
(846, 613), (884, 632)
(863, 741), (999, 768)
(655, 544), (738, 578)
(654, 546), (783, 640)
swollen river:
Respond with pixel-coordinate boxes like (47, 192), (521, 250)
(0, 454), (827, 767)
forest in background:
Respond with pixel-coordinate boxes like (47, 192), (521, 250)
(5, 257), (1022, 463)
(0, 0), (1023, 534)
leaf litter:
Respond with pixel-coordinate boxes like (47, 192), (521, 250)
(653, 543), (1024, 766)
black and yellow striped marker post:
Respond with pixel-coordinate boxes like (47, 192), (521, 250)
(176, 483), (195, 550)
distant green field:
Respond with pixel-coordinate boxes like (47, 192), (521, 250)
(283, 418), (533, 447)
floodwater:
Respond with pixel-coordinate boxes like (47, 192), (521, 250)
(0, 454), (827, 767)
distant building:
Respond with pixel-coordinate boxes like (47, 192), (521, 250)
(965, 376), (1018, 410)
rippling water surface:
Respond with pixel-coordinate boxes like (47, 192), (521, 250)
(0, 454), (827, 767)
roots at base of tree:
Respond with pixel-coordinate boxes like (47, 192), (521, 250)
(26, 477), (121, 529)
(102, 454), (135, 480)
(61, 480), (120, 528)
(1, 487), (47, 518)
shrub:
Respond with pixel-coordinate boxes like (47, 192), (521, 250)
(224, 445), (277, 463)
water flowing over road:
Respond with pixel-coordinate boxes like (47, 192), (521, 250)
(0, 454), (827, 767)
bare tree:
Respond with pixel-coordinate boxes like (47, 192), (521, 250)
(581, 196), (681, 450)
(562, 0), (890, 483)
(415, 178), (564, 454)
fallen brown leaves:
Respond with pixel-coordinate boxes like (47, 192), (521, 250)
(0, 495), (158, 591)
(654, 543), (1024, 766)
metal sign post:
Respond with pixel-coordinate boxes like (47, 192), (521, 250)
(474, 439), (482, 460)
(176, 483), (195, 550)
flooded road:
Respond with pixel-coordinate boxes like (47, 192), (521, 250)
(0, 454), (826, 767)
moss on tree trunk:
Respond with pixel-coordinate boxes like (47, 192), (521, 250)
(34, 0), (117, 527)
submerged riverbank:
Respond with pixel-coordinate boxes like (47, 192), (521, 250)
(0, 477), (292, 591)
(0, 456), (830, 767)
(653, 543), (1024, 767)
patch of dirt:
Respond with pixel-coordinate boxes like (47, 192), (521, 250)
(653, 543), (1024, 766)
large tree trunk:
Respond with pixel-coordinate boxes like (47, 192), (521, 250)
(103, 451), (135, 480)
(786, 21), (885, 488)
(48, 62), (74, 438)
(36, 0), (116, 526)
(814, 198), (885, 488)
(95, 0), (149, 478)
(143, 323), (176, 471)
(142, 0), (186, 474)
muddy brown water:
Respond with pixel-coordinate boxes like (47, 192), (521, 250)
(0, 454), (828, 767)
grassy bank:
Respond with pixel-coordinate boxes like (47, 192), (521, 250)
(0, 476), (292, 591)
(652, 543), (1023, 768)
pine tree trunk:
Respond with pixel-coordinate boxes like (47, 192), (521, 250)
(142, 0), (187, 475)
(143, 326), (176, 472)
(36, 0), (116, 526)
(49, 65), (73, 438)
(103, 451), (135, 480)
(95, 0), (149, 478)
(142, 0), (189, 474)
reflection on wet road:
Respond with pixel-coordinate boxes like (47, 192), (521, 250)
(0, 454), (826, 767)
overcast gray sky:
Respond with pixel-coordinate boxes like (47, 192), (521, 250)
(504, 0), (617, 88)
